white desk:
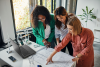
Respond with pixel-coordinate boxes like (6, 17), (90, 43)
(0, 42), (76, 67)
(0, 42), (45, 67)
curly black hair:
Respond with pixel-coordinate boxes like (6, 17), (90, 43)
(31, 6), (51, 28)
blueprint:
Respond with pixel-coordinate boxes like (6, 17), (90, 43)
(33, 48), (75, 67)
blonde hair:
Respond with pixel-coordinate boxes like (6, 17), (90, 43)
(67, 16), (82, 35)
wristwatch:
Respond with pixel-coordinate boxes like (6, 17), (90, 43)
(76, 55), (79, 58)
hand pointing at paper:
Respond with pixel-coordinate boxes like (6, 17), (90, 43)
(46, 56), (53, 65)
(46, 50), (57, 65)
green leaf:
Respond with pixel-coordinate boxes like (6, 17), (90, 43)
(78, 15), (82, 16)
(89, 8), (94, 13)
(82, 15), (86, 17)
(91, 15), (96, 19)
(82, 9), (86, 13)
(90, 14), (93, 16)
(89, 19), (92, 21)
(83, 13), (86, 15)
(86, 6), (88, 14)
(85, 21), (87, 22)
(81, 18), (85, 20)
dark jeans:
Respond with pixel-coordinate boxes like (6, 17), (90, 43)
(60, 40), (73, 56)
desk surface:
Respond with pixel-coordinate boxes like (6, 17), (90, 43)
(0, 42), (75, 67)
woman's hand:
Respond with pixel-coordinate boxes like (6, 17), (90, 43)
(43, 40), (48, 45)
(46, 42), (51, 48)
(46, 56), (53, 65)
(72, 57), (79, 64)
(44, 41), (51, 48)
(46, 50), (57, 65)
(72, 53), (82, 64)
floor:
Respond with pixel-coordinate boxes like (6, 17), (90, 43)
(93, 42), (100, 67)
(0, 42), (100, 67)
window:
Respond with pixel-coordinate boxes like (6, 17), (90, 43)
(12, 0), (77, 32)
(37, 0), (55, 13)
(67, 0), (77, 14)
(12, 0), (30, 31)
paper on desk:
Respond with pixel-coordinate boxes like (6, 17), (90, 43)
(33, 48), (75, 67)
(22, 59), (30, 67)
(22, 58), (36, 67)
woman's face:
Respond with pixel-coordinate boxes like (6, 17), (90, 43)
(67, 25), (77, 35)
(56, 15), (66, 23)
(38, 15), (46, 23)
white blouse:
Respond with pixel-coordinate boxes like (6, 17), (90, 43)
(45, 24), (51, 39)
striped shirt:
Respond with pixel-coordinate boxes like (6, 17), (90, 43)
(55, 23), (68, 40)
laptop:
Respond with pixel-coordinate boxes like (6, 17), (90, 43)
(10, 38), (36, 59)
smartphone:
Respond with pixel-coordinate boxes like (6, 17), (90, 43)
(8, 56), (16, 62)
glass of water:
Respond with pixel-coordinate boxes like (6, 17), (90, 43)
(28, 56), (34, 67)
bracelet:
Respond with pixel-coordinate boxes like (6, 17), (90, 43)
(42, 39), (46, 42)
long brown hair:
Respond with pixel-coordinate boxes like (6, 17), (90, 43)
(54, 6), (68, 29)
(67, 16), (82, 35)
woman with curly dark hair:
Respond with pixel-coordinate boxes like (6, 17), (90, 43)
(31, 5), (55, 48)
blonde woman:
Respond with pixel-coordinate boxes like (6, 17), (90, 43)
(46, 16), (94, 67)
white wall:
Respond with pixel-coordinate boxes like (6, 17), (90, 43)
(76, 0), (100, 42)
(0, 0), (15, 43)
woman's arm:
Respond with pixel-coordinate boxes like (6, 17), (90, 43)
(32, 28), (44, 41)
(56, 38), (60, 45)
(55, 26), (61, 44)
(46, 33), (71, 65)
(55, 33), (71, 52)
(46, 50), (57, 65)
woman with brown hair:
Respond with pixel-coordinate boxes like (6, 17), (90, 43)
(46, 16), (94, 67)
(54, 6), (73, 55)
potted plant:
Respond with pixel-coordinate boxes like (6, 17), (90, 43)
(78, 6), (97, 27)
